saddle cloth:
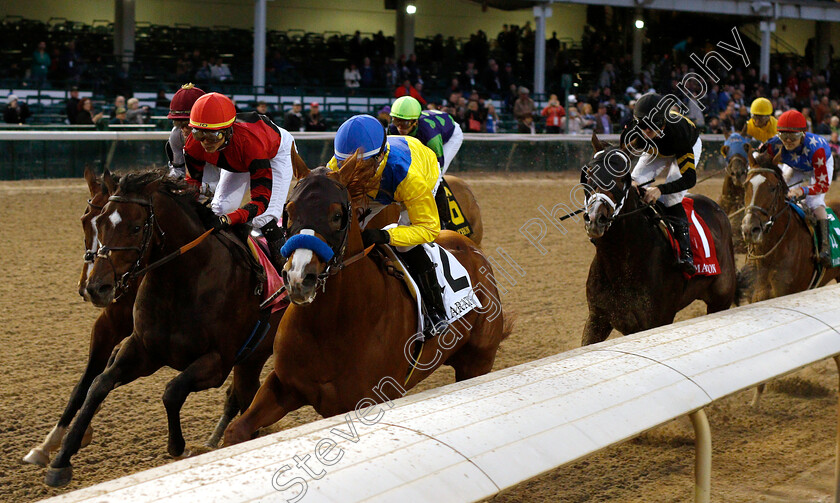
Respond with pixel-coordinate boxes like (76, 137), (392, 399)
(789, 202), (840, 268)
(379, 241), (483, 334)
(661, 198), (721, 277)
(247, 236), (289, 313)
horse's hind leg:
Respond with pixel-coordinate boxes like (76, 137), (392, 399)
(205, 355), (267, 447)
(162, 352), (227, 458)
(46, 335), (159, 487)
(582, 311), (612, 346)
(206, 385), (239, 448)
(224, 370), (304, 446)
(24, 314), (127, 466)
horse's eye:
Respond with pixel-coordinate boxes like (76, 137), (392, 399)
(131, 225), (142, 234)
(332, 212), (342, 222)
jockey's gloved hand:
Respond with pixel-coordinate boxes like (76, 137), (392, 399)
(361, 229), (390, 247)
(212, 214), (231, 232)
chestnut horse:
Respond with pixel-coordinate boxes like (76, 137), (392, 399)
(582, 133), (736, 345)
(44, 171), (280, 487)
(223, 159), (511, 445)
(368, 174), (485, 246)
(719, 145), (749, 252)
(739, 149), (840, 302)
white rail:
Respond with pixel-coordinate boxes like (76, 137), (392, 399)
(43, 285), (840, 503)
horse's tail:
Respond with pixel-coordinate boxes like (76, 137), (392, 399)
(500, 308), (516, 341)
(734, 262), (755, 306)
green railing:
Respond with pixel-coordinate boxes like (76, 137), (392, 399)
(0, 132), (728, 180)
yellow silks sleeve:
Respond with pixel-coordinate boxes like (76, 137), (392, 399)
(388, 137), (441, 247)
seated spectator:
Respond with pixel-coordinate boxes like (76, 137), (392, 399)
(111, 95), (126, 119)
(125, 97), (149, 124)
(76, 98), (104, 125)
(541, 94), (565, 134)
(3, 95), (31, 124)
(284, 100), (304, 132)
(464, 100), (486, 133)
(831, 116), (840, 135)
(65, 86), (80, 124)
(580, 103), (596, 133)
(815, 116), (832, 135)
(513, 86), (535, 133)
(706, 116), (724, 134)
(109, 107), (128, 125)
(394, 79), (427, 106)
(485, 104), (500, 133)
(360, 57), (375, 87)
(255, 100), (274, 121)
(565, 107), (584, 134)
(195, 60), (212, 82)
(595, 103), (612, 134)
(211, 58), (233, 82)
(305, 102), (327, 131)
(344, 63), (361, 89)
(155, 89), (169, 108)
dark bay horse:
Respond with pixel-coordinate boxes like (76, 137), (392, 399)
(44, 171), (279, 487)
(223, 158), (511, 445)
(581, 133), (736, 345)
(739, 150), (840, 302)
(719, 145), (749, 252)
(367, 174), (485, 245)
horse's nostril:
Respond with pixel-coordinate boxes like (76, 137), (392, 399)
(302, 273), (317, 288)
(96, 283), (113, 296)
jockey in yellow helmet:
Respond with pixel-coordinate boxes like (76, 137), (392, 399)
(746, 97), (777, 143)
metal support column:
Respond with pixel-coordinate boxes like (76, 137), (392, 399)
(533, 3), (551, 95)
(114, 0), (136, 71)
(633, 8), (643, 75)
(395, 0), (415, 59)
(253, 0), (267, 93)
(816, 21), (831, 72)
(759, 19), (775, 82)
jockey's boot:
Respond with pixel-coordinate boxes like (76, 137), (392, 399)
(664, 203), (696, 275)
(818, 217), (832, 268)
(261, 220), (287, 273)
(434, 185), (452, 231)
(399, 246), (449, 339)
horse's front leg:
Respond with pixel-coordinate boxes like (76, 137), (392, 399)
(162, 352), (227, 458)
(46, 335), (159, 487)
(24, 311), (129, 466)
(223, 370), (305, 446)
(582, 310), (613, 346)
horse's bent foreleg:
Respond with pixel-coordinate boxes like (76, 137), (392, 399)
(46, 336), (158, 487)
(223, 371), (304, 446)
(24, 315), (127, 467)
(162, 352), (227, 458)
(751, 383), (766, 408)
(582, 312), (612, 346)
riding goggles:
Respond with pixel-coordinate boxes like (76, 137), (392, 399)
(191, 128), (225, 142)
(777, 131), (804, 142)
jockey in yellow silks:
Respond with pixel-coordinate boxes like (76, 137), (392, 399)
(745, 97), (777, 143)
(327, 114), (448, 336)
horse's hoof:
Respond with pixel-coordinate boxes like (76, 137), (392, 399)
(172, 448), (192, 460)
(81, 426), (94, 449)
(45, 465), (73, 487)
(23, 448), (49, 467)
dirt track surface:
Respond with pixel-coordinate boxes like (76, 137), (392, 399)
(1, 174), (837, 502)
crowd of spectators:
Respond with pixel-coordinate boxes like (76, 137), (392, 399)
(3, 17), (840, 137)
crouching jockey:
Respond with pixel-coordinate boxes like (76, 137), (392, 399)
(746, 97), (777, 143)
(184, 92), (295, 272)
(328, 114), (448, 337)
(166, 83), (219, 199)
(388, 96), (463, 230)
(621, 92), (702, 274)
(765, 109), (834, 266)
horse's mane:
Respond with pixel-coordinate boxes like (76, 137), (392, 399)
(336, 150), (384, 201)
(750, 150), (786, 187)
(116, 169), (215, 222)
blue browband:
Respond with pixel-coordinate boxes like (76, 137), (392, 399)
(281, 233), (335, 262)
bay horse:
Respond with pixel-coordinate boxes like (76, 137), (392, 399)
(223, 156), (511, 445)
(368, 174), (485, 246)
(581, 133), (736, 345)
(738, 150), (840, 406)
(44, 171), (279, 487)
(739, 149), (840, 302)
(719, 145), (749, 252)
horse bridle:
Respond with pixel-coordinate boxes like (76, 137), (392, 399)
(94, 195), (165, 300)
(744, 167), (790, 234)
(82, 198), (104, 265)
